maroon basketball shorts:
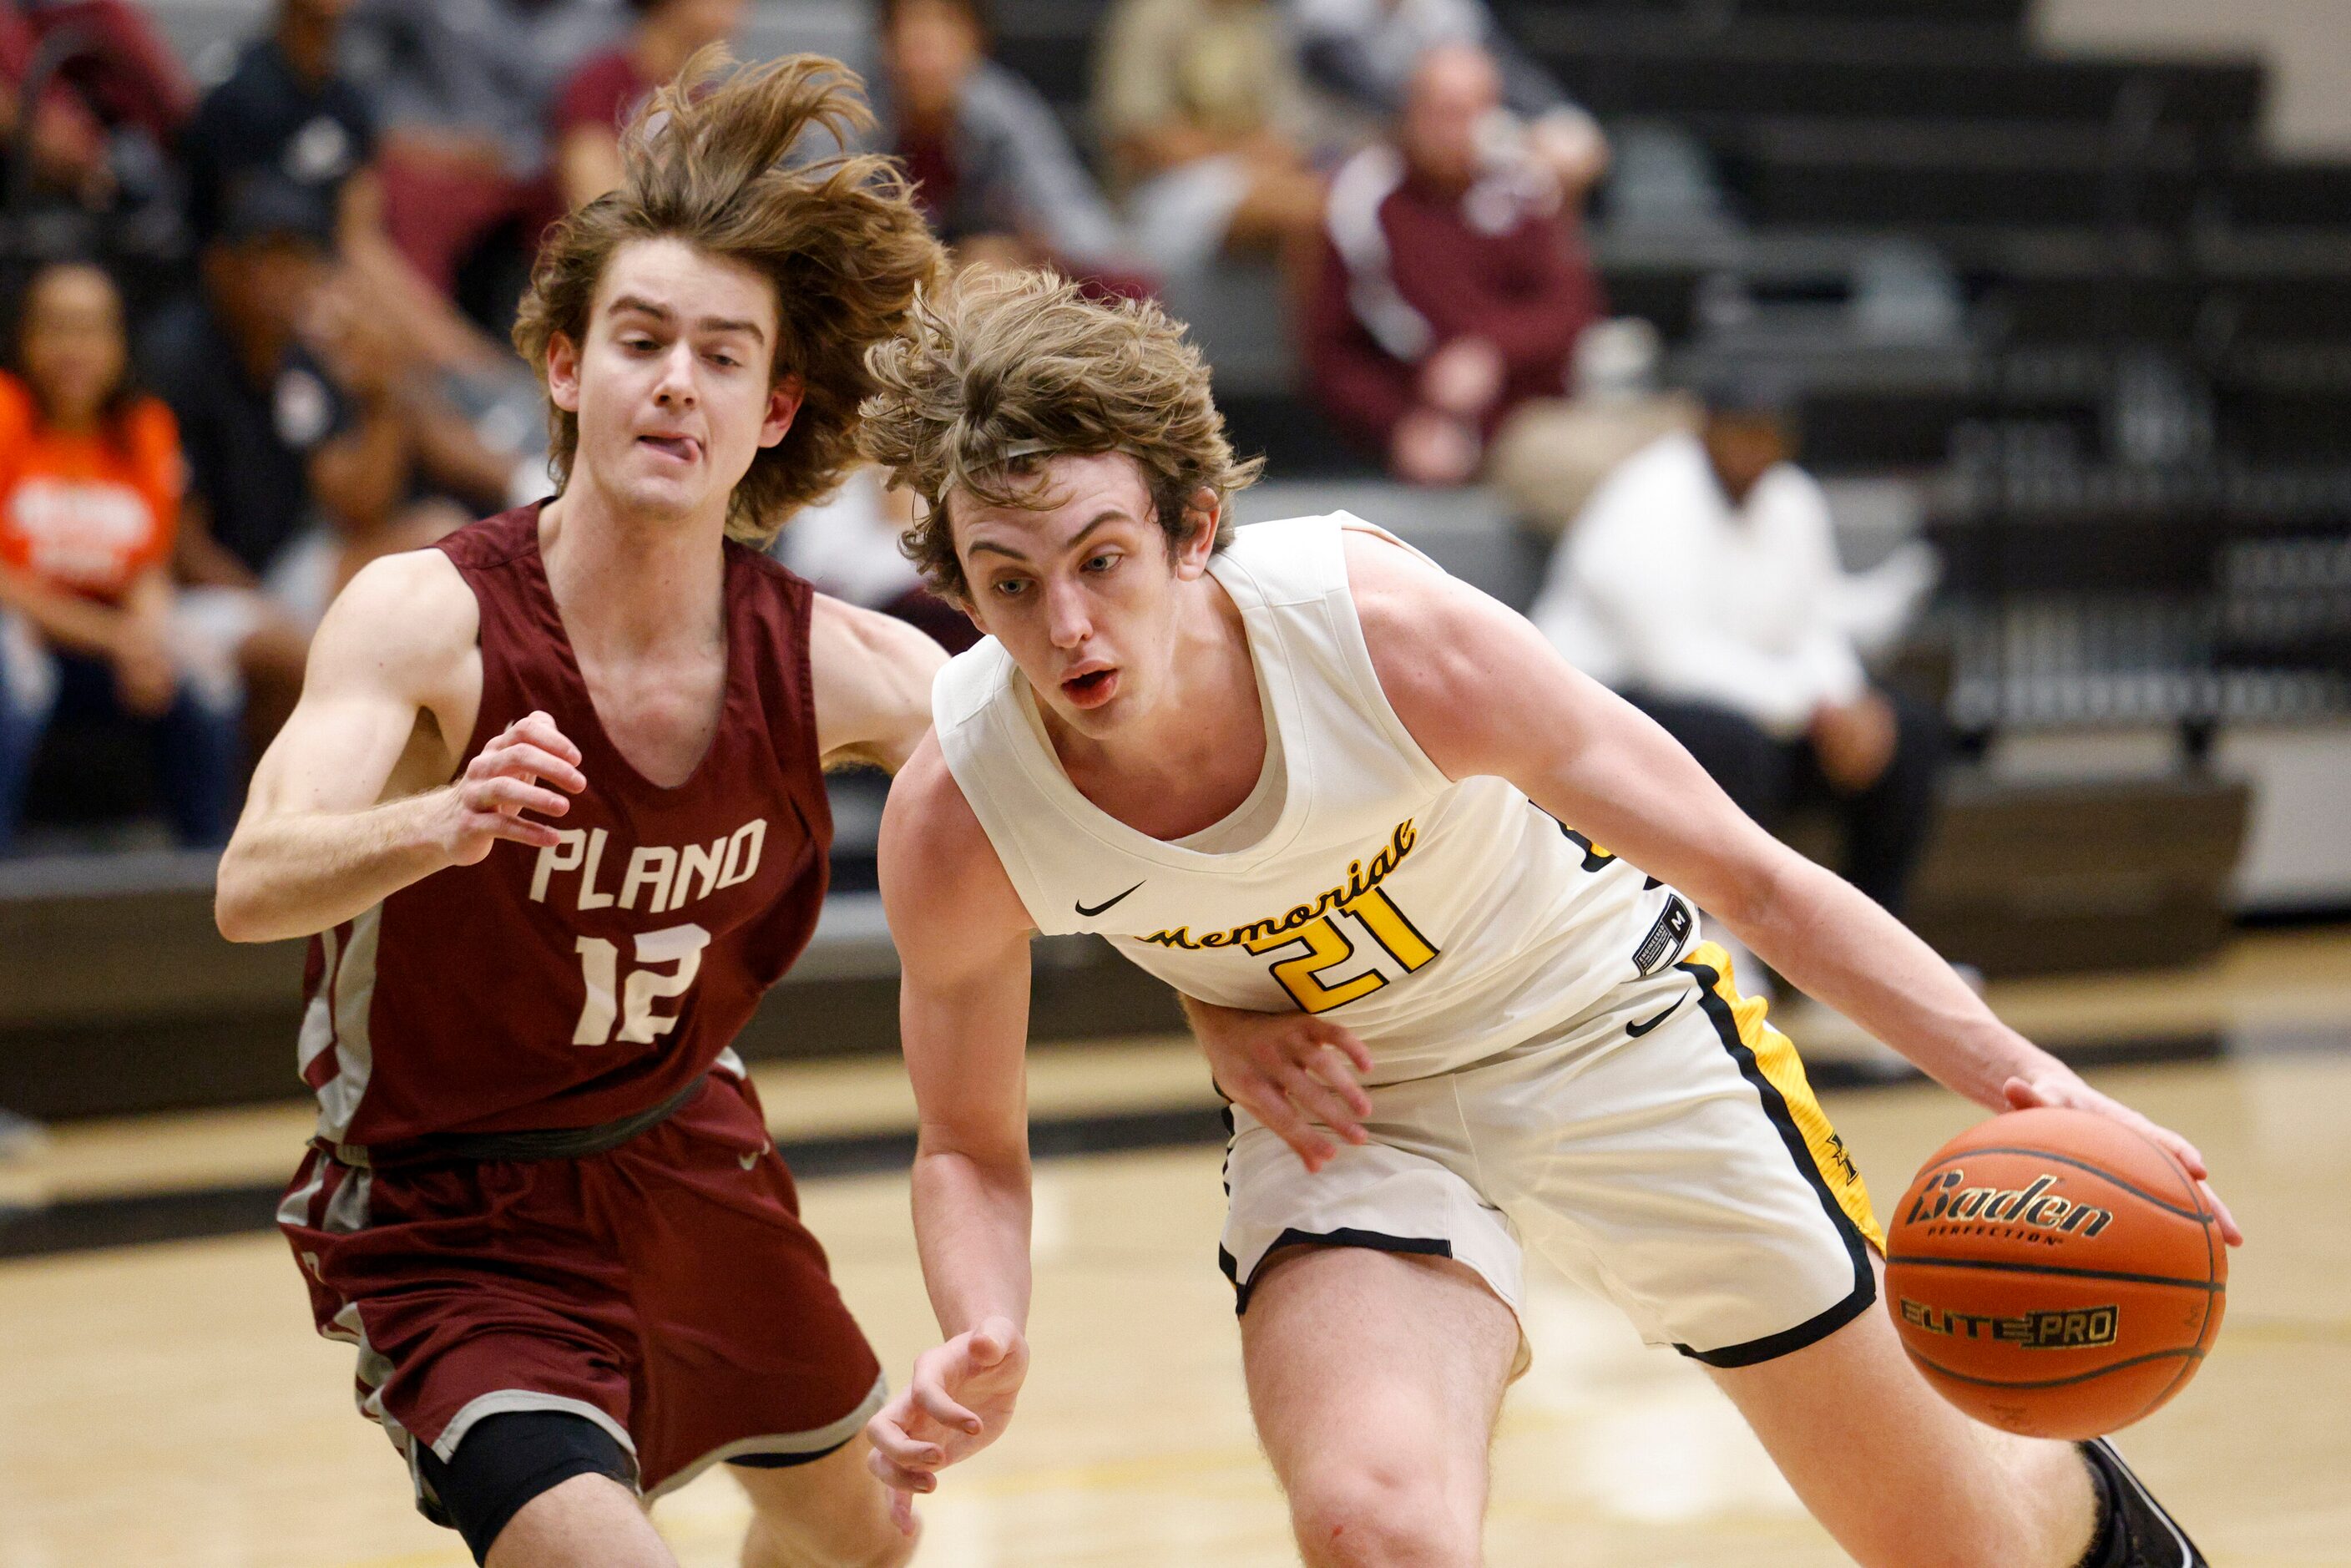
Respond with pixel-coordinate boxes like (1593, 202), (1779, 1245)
(276, 1073), (886, 1506)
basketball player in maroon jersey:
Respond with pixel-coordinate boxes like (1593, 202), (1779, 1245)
(214, 56), (944, 1568)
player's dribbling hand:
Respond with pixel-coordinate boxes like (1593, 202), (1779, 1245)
(865, 1316), (1028, 1535)
(1186, 1000), (1376, 1172)
(2002, 1068), (2243, 1247)
(441, 711), (587, 864)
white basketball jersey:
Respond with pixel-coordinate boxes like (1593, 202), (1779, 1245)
(932, 513), (1698, 1083)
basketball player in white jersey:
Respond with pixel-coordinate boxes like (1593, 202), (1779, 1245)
(855, 271), (2239, 1568)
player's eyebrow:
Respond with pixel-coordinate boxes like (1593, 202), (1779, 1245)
(607, 296), (767, 344)
(966, 512), (1129, 563)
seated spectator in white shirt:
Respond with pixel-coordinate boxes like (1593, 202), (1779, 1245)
(1529, 380), (1945, 914)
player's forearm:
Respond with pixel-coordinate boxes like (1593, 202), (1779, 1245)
(215, 790), (457, 943)
(1728, 852), (2058, 1107)
(909, 1142), (1034, 1338)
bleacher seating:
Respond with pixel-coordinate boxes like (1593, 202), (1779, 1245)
(12, 0), (2348, 1122)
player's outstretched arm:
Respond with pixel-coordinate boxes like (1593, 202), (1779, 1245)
(809, 594), (948, 774)
(215, 552), (585, 943)
(1342, 529), (2241, 1245)
(865, 733), (1039, 1530)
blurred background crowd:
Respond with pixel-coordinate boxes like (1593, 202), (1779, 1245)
(1, 0), (2348, 1074)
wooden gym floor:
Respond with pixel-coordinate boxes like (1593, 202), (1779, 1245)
(3, 928), (2348, 1566)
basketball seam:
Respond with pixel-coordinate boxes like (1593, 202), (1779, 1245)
(1912, 1146), (2208, 1223)
(1884, 1254), (2222, 1291)
(1901, 1345), (2202, 1392)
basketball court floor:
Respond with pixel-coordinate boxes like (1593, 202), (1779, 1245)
(4, 928), (2348, 1567)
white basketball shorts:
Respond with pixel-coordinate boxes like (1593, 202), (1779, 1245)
(1218, 940), (1888, 1367)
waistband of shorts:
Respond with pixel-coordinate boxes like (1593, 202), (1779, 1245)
(323, 1073), (710, 1169)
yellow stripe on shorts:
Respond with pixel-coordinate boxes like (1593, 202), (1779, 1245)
(1681, 940), (1887, 1252)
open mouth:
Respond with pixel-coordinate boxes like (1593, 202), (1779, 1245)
(1061, 668), (1118, 708)
(639, 434), (700, 464)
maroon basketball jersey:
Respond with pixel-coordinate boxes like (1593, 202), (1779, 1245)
(297, 503), (832, 1149)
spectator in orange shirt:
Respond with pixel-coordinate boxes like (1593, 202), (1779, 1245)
(0, 261), (240, 853)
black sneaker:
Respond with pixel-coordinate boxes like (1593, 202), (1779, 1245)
(2079, 1438), (2207, 1568)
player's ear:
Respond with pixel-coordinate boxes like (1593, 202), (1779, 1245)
(758, 374), (804, 449)
(546, 332), (582, 413)
(1171, 486), (1220, 579)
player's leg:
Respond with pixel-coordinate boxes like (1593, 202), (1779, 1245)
(1504, 943), (2202, 1567)
(732, 1436), (913, 1568)
(1705, 1254), (2101, 1568)
(613, 1080), (900, 1567)
(486, 1476), (673, 1568)
(1242, 1245), (1519, 1568)
(412, 1412), (672, 1568)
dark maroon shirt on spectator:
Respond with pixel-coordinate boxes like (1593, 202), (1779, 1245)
(1307, 156), (1603, 458)
(552, 48), (651, 140)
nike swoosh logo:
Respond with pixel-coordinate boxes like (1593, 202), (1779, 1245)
(738, 1147), (763, 1171)
(1074, 881), (1145, 918)
(1625, 996), (1686, 1038)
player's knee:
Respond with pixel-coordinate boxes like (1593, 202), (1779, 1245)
(737, 1453), (917, 1568)
(1287, 1459), (1478, 1568)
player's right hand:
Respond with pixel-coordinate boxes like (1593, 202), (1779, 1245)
(865, 1316), (1028, 1535)
(442, 711), (586, 863)
(1187, 1000), (1376, 1172)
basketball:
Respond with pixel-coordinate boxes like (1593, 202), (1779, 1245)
(1884, 1106), (2227, 1440)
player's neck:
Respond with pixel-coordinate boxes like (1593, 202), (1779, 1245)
(538, 483), (729, 655)
(1046, 574), (1267, 835)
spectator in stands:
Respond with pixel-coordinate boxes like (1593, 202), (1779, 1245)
(1095, 0), (1327, 284)
(1306, 44), (1591, 476)
(1288, 0), (1607, 200)
(143, 177), (508, 746)
(773, 468), (977, 655)
(872, 0), (1148, 291)
(181, 0), (513, 376)
(550, 0), (741, 211)
(1527, 381), (1945, 915)
(0, 0), (192, 215)
(0, 261), (238, 854)
(341, 0), (621, 319)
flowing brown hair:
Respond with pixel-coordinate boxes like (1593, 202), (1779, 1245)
(862, 268), (1262, 599)
(513, 48), (943, 544)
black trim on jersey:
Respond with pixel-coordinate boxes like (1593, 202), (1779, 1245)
(1672, 955), (1876, 1367)
(1676, 1272), (1876, 1368)
(1228, 1227), (1455, 1315)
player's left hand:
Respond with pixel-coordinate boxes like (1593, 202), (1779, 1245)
(865, 1317), (1028, 1535)
(1186, 1000), (1375, 1172)
(2001, 1068), (2243, 1247)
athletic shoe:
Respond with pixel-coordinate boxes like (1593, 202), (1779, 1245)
(2080, 1438), (2207, 1567)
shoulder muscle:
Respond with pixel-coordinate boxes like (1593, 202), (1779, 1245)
(1341, 525), (1561, 782)
(809, 594), (948, 773)
(306, 549), (478, 711)
(877, 732), (1032, 973)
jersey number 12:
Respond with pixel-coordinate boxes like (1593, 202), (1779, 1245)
(573, 923), (711, 1045)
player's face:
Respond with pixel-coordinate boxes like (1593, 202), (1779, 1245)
(953, 453), (1216, 740)
(549, 237), (801, 524)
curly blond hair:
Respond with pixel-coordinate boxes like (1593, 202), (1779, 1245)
(514, 49), (943, 545)
(859, 269), (1262, 598)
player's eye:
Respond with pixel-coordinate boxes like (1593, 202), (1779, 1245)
(991, 577), (1029, 599)
(1083, 552), (1120, 574)
(624, 337), (658, 353)
(707, 352), (740, 368)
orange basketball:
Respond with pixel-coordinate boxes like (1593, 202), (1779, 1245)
(1884, 1106), (2226, 1440)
